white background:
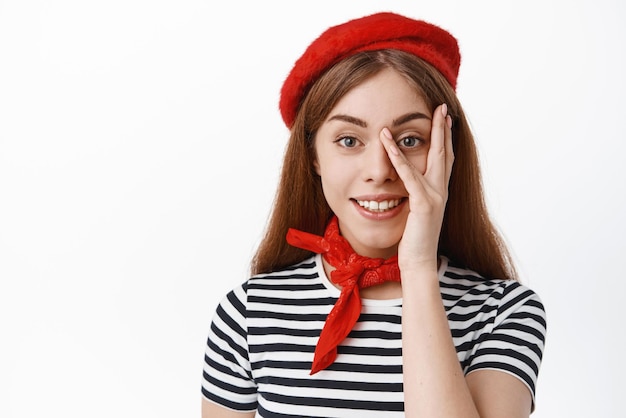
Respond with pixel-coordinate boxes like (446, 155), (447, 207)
(1, 0), (624, 416)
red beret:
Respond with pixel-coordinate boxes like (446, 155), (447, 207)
(279, 12), (461, 128)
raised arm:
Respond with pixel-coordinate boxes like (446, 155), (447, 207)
(380, 103), (533, 417)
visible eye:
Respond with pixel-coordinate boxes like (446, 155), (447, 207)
(398, 135), (423, 149)
(336, 136), (359, 148)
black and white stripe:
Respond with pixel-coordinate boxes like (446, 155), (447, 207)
(202, 255), (546, 417)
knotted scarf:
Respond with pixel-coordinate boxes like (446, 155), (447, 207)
(286, 216), (401, 374)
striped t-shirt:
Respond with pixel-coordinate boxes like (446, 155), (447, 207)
(202, 254), (546, 417)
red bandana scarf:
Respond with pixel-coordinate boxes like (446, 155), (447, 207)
(286, 216), (401, 374)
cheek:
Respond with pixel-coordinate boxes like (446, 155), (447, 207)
(314, 144), (344, 182)
(417, 158), (428, 175)
(318, 162), (347, 192)
(408, 152), (428, 175)
(317, 160), (355, 205)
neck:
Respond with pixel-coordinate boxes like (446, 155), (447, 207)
(321, 257), (403, 300)
(321, 256), (442, 300)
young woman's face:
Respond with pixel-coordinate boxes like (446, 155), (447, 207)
(314, 68), (433, 259)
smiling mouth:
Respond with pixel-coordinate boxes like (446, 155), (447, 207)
(355, 198), (404, 212)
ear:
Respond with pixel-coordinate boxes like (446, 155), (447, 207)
(313, 158), (321, 176)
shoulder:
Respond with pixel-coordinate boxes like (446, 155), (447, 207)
(249, 256), (320, 282)
(440, 257), (546, 318)
(441, 263), (546, 402)
(440, 256), (547, 350)
(440, 258), (547, 401)
(207, 257), (323, 356)
(247, 256), (322, 291)
(221, 256), (325, 308)
(245, 256), (332, 313)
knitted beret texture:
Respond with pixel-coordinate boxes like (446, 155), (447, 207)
(279, 12), (461, 128)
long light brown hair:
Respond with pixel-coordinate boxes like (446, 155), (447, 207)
(251, 50), (518, 281)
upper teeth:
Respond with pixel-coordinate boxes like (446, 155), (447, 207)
(356, 199), (401, 211)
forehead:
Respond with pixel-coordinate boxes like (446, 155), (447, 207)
(328, 69), (430, 118)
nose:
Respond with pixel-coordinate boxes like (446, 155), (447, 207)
(362, 138), (397, 184)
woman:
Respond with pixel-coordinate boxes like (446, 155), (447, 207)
(201, 12), (546, 417)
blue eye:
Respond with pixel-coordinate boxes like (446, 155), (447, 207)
(337, 136), (358, 148)
(398, 136), (422, 148)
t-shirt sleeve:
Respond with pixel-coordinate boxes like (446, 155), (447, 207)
(465, 281), (547, 404)
(201, 282), (258, 412)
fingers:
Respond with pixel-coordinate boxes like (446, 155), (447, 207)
(379, 103), (454, 197)
(425, 104), (453, 193)
(379, 127), (427, 197)
(380, 127), (401, 157)
(442, 105), (454, 190)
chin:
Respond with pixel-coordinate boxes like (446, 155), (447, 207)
(354, 235), (401, 259)
(337, 212), (406, 258)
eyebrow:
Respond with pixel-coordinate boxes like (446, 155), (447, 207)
(392, 112), (431, 126)
(327, 112), (431, 128)
(327, 114), (367, 127)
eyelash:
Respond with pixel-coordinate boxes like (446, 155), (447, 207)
(335, 135), (424, 149)
(335, 136), (359, 148)
(397, 135), (424, 148)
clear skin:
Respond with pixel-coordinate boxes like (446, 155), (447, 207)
(202, 69), (532, 417)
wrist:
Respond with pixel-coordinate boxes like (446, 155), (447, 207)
(400, 268), (439, 289)
(399, 256), (439, 276)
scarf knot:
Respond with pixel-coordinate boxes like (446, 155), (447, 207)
(285, 216), (401, 374)
(332, 262), (363, 287)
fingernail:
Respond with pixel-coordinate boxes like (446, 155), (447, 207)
(447, 115), (452, 129)
(381, 128), (399, 155)
(441, 103), (448, 118)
